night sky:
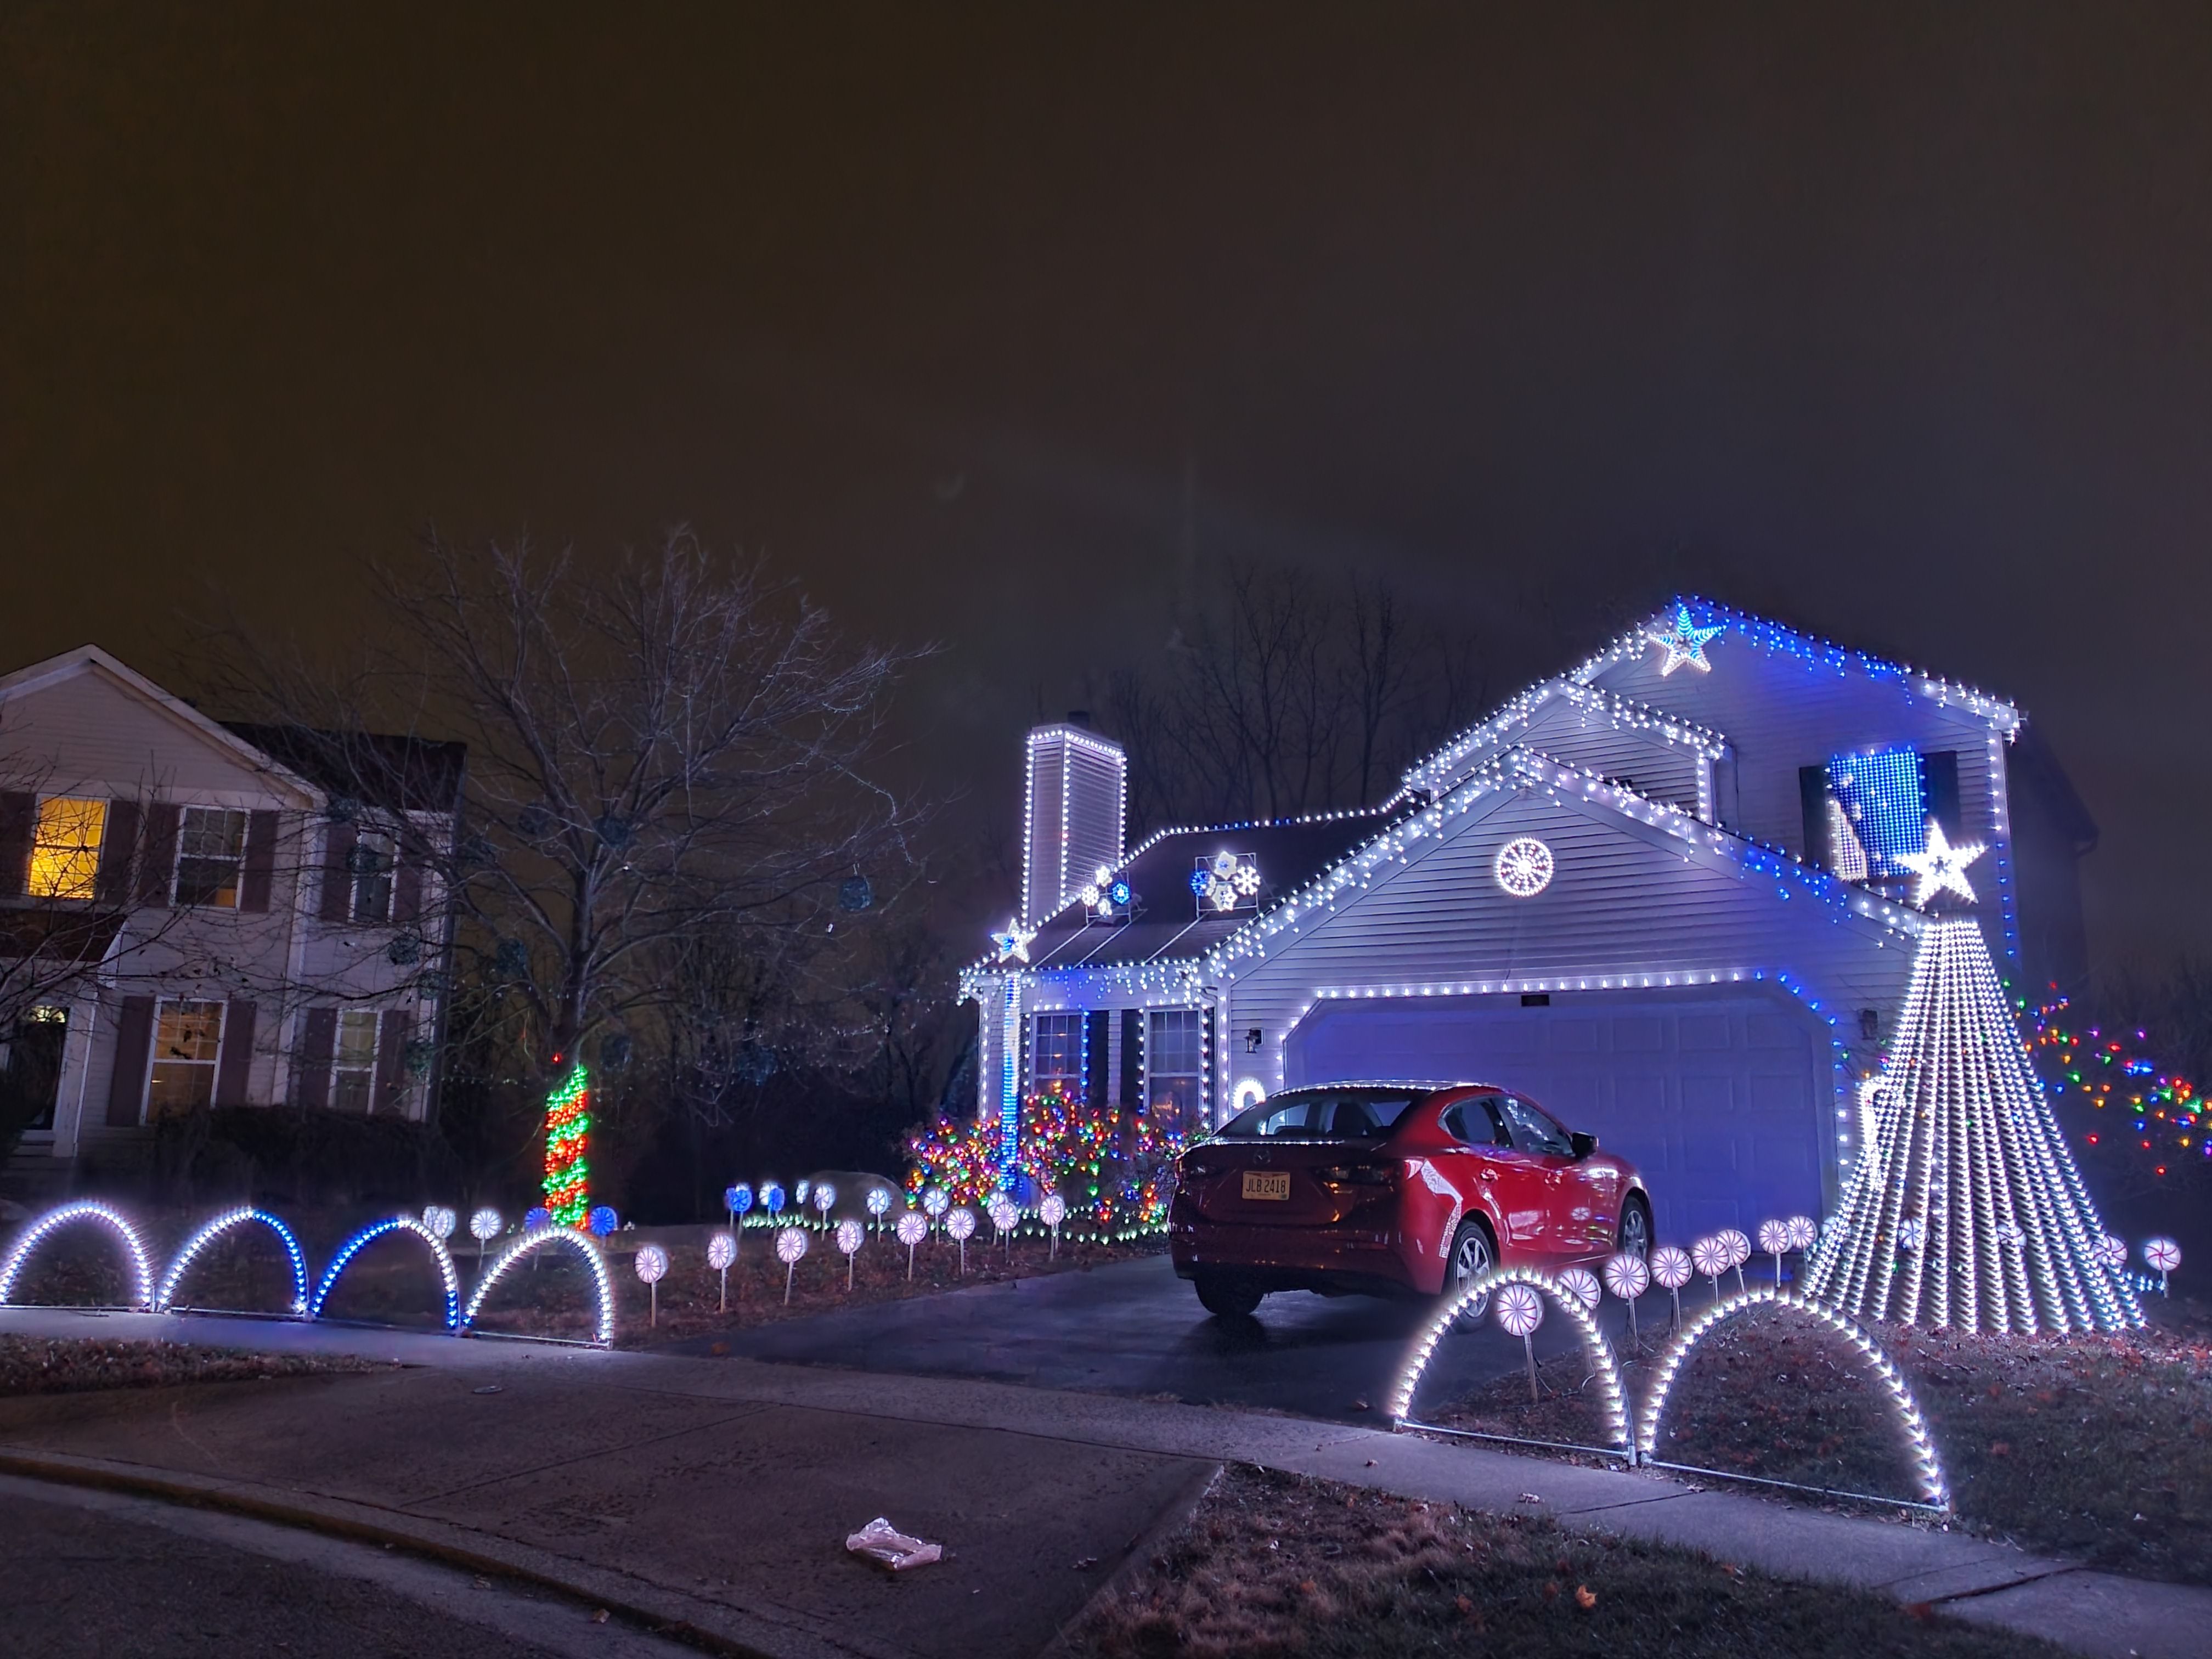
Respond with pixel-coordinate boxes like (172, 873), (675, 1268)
(4, 7), (2209, 964)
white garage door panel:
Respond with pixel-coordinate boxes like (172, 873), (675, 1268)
(1282, 990), (1830, 1240)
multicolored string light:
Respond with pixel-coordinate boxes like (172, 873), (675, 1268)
(2025, 992), (2205, 1178)
(904, 1090), (1185, 1232)
(541, 1062), (592, 1227)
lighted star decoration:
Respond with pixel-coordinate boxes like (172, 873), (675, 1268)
(1644, 605), (1725, 676)
(990, 917), (1036, 962)
(1895, 820), (1988, 907)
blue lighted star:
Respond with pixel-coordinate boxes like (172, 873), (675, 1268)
(990, 917), (1036, 963)
(1644, 605), (1726, 676)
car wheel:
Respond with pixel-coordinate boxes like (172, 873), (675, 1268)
(1616, 1195), (1652, 1261)
(1193, 1272), (1263, 1318)
(1443, 1220), (1497, 1330)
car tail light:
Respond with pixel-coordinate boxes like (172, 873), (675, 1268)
(1315, 1161), (1397, 1187)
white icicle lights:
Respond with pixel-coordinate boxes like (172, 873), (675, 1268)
(1804, 917), (2139, 1334)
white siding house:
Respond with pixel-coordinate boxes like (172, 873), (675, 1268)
(0, 647), (462, 1177)
(962, 600), (2092, 1240)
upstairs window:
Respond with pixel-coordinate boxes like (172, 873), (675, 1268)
(147, 1000), (224, 1115)
(331, 1009), (380, 1113)
(1803, 748), (1961, 884)
(350, 833), (394, 923)
(26, 798), (105, 900)
(174, 808), (247, 907)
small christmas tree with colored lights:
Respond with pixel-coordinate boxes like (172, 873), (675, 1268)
(1805, 917), (2139, 1333)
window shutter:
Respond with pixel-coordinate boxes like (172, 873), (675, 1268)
(239, 811), (278, 912)
(373, 1009), (412, 1116)
(393, 856), (423, 924)
(1920, 752), (1963, 840)
(319, 823), (357, 922)
(1798, 765), (1832, 871)
(1084, 1009), (1109, 1107)
(214, 1000), (256, 1104)
(137, 803), (180, 906)
(96, 799), (142, 904)
(1118, 1007), (1143, 1108)
(295, 1007), (336, 1110)
(105, 996), (157, 1126)
(0, 791), (33, 898)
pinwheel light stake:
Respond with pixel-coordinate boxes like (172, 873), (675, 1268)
(707, 1232), (736, 1311)
(896, 1210), (927, 1280)
(635, 1243), (668, 1327)
(2102, 1234), (2128, 1272)
(1651, 1244), (1693, 1331)
(725, 1184), (752, 1248)
(922, 1186), (949, 1237)
(1040, 1193), (1068, 1259)
(946, 1206), (976, 1276)
(1758, 1220), (1791, 1287)
(1691, 1235), (1730, 1304)
(1496, 1282), (1546, 1403)
(776, 1226), (808, 1305)
(469, 1207), (503, 1263)
(988, 1196), (1019, 1256)
(1558, 1267), (1600, 1313)
(1786, 1215), (1816, 1256)
(1604, 1249), (1652, 1348)
(866, 1186), (891, 1235)
(422, 1205), (458, 1242)
(2144, 1237), (2182, 1297)
(812, 1183), (837, 1229)
(836, 1218), (865, 1290)
(763, 1183), (786, 1224)
(1719, 1228), (1751, 1296)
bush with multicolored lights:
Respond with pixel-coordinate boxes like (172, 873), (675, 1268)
(2027, 993), (2206, 1178)
(904, 1091), (1184, 1235)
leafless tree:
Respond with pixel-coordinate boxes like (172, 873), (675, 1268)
(206, 529), (926, 1091)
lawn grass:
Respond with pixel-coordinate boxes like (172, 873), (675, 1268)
(1068, 1464), (2064, 1658)
(1424, 1291), (2212, 1585)
(0, 1335), (385, 1396)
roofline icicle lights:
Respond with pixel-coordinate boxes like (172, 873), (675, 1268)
(0, 1200), (153, 1309)
(541, 1061), (591, 1228)
(1804, 918), (2140, 1334)
(156, 1207), (309, 1315)
(309, 1215), (461, 1330)
(1389, 1267), (1632, 1461)
(462, 1226), (616, 1346)
(1638, 1288), (1950, 1512)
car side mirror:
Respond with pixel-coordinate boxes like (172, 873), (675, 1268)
(1570, 1131), (1598, 1159)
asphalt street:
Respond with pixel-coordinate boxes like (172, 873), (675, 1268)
(685, 1252), (1640, 1429)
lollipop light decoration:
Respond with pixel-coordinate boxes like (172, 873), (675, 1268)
(422, 1205), (458, 1242)
(946, 1206), (976, 1276)
(896, 1210), (928, 1279)
(763, 1183), (786, 1225)
(812, 1183), (837, 1229)
(1690, 1235), (1730, 1304)
(1558, 1267), (1600, 1312)
(1758, 1220), (1792, 1287)
(635, 1243), (669, 1327)
(2102, 1233), (2129, 1272)
(1604, 1249), (1651, 1348)
(776, 1226), (808, 1305)
(1651, 1244), (1693, 1331)
(587, 1206), (619, 1239)
(921, 1186), (949, 1235)
(707, 1231), (736, 1310)
(1718, 1228), (1752, 1295)
(866, 1186), (892, 1235)
(988, 1195), (1019, 1257)
(1040, 1193), (1068, 1259)
(469, 1207), (503, 1262)
(2144, 1237), (2182, 1296)
(1496, 1283), (1547, 1403)
(836, 1218), (865, 1289)
(725, 1184), (751, 1240)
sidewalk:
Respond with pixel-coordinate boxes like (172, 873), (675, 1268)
(1, 1305), (2204, 1659)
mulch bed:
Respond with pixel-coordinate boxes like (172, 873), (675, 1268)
(0, 1335), (385, 1397)
(1068, 1464), (2062, 1658)
(1421, 1293), (2212, 1585)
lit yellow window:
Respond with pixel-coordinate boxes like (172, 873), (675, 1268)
(27, 797), (106, 900)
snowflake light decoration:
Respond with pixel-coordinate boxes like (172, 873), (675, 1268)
(1191, 850), (1261, 914)
(1493, 837), (1555, 898)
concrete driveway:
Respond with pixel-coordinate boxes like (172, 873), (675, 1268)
(681, 1252), (1616, 1426)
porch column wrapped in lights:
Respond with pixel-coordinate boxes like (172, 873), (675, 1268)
(1804, 917), (2140, 1334)
(541, 1062), (592, 1228)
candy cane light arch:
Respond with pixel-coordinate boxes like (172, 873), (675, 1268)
(1389, 1266), (1633, 1463)
(156, 1207), (309, 1316)
(309, 1215), (461, 1330)
(461, 1226), (615, 1346)
(0, 1201), (153, 1310)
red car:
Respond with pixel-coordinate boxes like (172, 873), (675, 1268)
(1169, 1082), (1652, 1320)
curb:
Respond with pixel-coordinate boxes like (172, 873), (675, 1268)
(0, 1448), (908, 1659)
(1036, 1460), (1222, 1658)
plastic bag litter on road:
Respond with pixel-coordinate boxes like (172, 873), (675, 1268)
(844, 1517), (943, 1571)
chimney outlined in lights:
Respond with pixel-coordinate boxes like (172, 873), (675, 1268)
(1021, 715), (1127, 928)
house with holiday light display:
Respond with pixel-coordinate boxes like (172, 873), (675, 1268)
(962, 599), (2103, 1244)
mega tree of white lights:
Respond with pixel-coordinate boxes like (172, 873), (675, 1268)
(1804, 917), (2140, 1334)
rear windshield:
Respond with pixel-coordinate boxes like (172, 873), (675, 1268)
(1217, 1087), (1427, 1140)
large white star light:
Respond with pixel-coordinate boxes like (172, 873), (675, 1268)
(1895, 820), (1987, 907)
(990, 917), (1036, 962)
(1644, 605), (1726, 676)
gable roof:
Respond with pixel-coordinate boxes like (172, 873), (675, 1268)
(0, 645), (323, 809)
(1398, 676), (1730, 800)
(222, 723), (467, 816)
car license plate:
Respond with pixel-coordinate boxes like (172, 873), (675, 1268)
(1241, 1171), (1291, 1201)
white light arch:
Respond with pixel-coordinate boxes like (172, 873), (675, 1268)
(1389, 1266), (1632, 1462)
(0, 1201), (153, 1310)
(157, 1207), (310, 1315)
(1639, 1288), (1949, 1511)
(309, 1215), (461, 1330)
(461, 1227), (616, 1346)
(1229, 1077), (1266, 1115)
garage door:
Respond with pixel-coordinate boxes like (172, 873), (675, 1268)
(1281, 987), (1830, 1242)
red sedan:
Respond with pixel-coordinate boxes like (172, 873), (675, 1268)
(1169, 1082), (1652, 1320)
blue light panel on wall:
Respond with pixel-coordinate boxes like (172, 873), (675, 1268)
(1828, 747), (1926, 874)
